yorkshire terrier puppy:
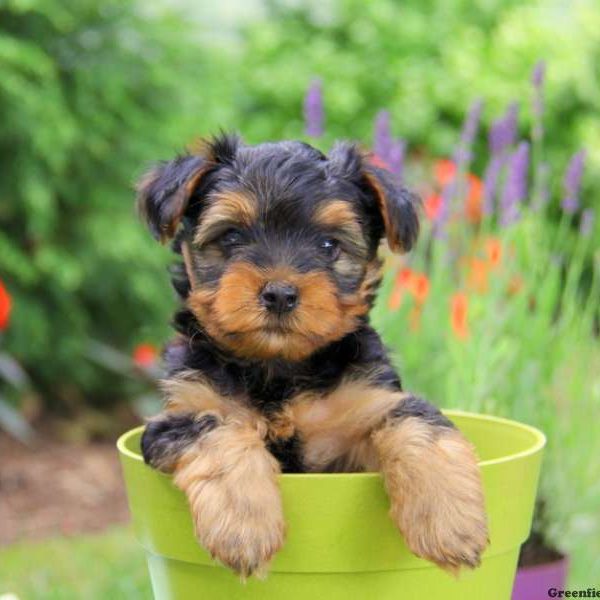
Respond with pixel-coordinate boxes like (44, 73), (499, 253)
(137, 134), (488, 578)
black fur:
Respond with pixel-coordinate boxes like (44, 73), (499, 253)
(165, 312), (401, 412)
(137, 134), (442, 473)
(267, 434), (305, 473)
(389, 396), (455, 429)
(141, 412), (219, 470)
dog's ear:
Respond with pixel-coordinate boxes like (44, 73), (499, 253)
(328, 142), (420, 253)
(136, 133), (241, 242)
(136, 155), (211, 242)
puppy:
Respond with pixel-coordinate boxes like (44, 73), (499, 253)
(137, 134), (488, 578)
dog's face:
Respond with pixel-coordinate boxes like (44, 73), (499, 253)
(137, 135), (419, 361)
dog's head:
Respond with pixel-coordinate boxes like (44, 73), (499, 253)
(137, 134), (419, 361)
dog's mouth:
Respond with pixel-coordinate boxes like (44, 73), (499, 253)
(225, 317), (298, 337)
(261, 315), (296, 334)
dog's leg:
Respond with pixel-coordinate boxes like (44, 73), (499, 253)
(141, 410), (285, 578)
(371, 395), (488, 573)
(141, 411), (220, 472)
(293, 383), (488, 573)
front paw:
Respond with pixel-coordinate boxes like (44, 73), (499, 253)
(141, 412), (219, 472)
(375, 420), (489, 573)
(173, 429), (286, 578)
(187, 476), (285, 578)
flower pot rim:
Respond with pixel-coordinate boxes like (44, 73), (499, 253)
(118, 408), (546, 474)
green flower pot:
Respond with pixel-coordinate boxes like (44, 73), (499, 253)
(117, 410), (545, 600)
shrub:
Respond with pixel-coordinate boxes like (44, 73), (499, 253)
(0, 0), (232, 416)
(236, 0), (600, 199)
(364, 72), (600, 583)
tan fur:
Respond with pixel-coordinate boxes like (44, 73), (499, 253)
(174, 423), (285, 578)
(157, 374), (487, 576)
(136, 163), (211, 243)
(314, 200), (362, 236)
(363, 171), (402, 252)
(287, 378), (402, 471)
(372, 417), (488, 573)
(194, 191), (257, 246)
(186, 262), (370, 361)
(161, 375), (283, 577)
(162, 373), (263, 429)
(181, 242), (198, 288)
(357, 258), (383, 306)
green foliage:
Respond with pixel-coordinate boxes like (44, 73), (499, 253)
(1, 0), (598, 578)
(371, 142), (600, 574)
(0, 0), (234, 412)
(237, 0), (600, 199)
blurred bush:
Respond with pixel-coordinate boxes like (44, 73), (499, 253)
(236, 0), (600, 200)
(0, 0), (234, 416)
(1, 0), (599, 424)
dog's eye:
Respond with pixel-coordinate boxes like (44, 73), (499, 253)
(219, 228), (244, 247)
(319, 238), (340, 260)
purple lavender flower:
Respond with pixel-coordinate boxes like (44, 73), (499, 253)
(387, 139), (406, 179)
(434, 99), (484, 236)
(531, 60), (546, 142)
(373, 110), (393, 163)
(531, 60), (546, 88)
(483, 103), (520, 214)
(561, 150), (586, 214)
(482, 155), (503, 215)
(500, 142), (530, 226)
(580, 208), (595, 237)
(303, 79), (324, 137)
(454, 98), (484, 165)
(489, 103), (519, 155)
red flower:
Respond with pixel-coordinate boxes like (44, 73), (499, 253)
(388, 268), (430, 310)
(434, 159), (456, 186)
(369, 154), (391, 171)
(411, 273), (430, 304)
(133, 343), (158, 367)
(465, 174), (483, 224)
(424, 194), (443, 221)
(0, 280), (12, 331)
(450, 292), (469, 340)
(485, 238), (503, 269)
(396, 267), (414, 287)
(388, 268), (414, 310)
(432, 159), (483, 224)
(466, 257), (489, 294)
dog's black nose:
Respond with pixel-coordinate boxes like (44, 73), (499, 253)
(260, 282), (299, 314)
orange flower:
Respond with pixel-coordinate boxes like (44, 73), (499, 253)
(388, 268), (430, 311)
(450, 292), (469, 340)
(465, 174), (483, 224)
(388, 268), (414, 310)
(424, 194), (443, 221)
(369, 154), (391, 171)
(0, 280), (12, 331)
(411, 273), (430, 304)
(485, 238), (503, 269)
(434, 159), (456, 186)
(433, 159), (483, 224)
(467, 257), (489, 294)
(133, 343), (158, 367)
(396, 267), (414, 287)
